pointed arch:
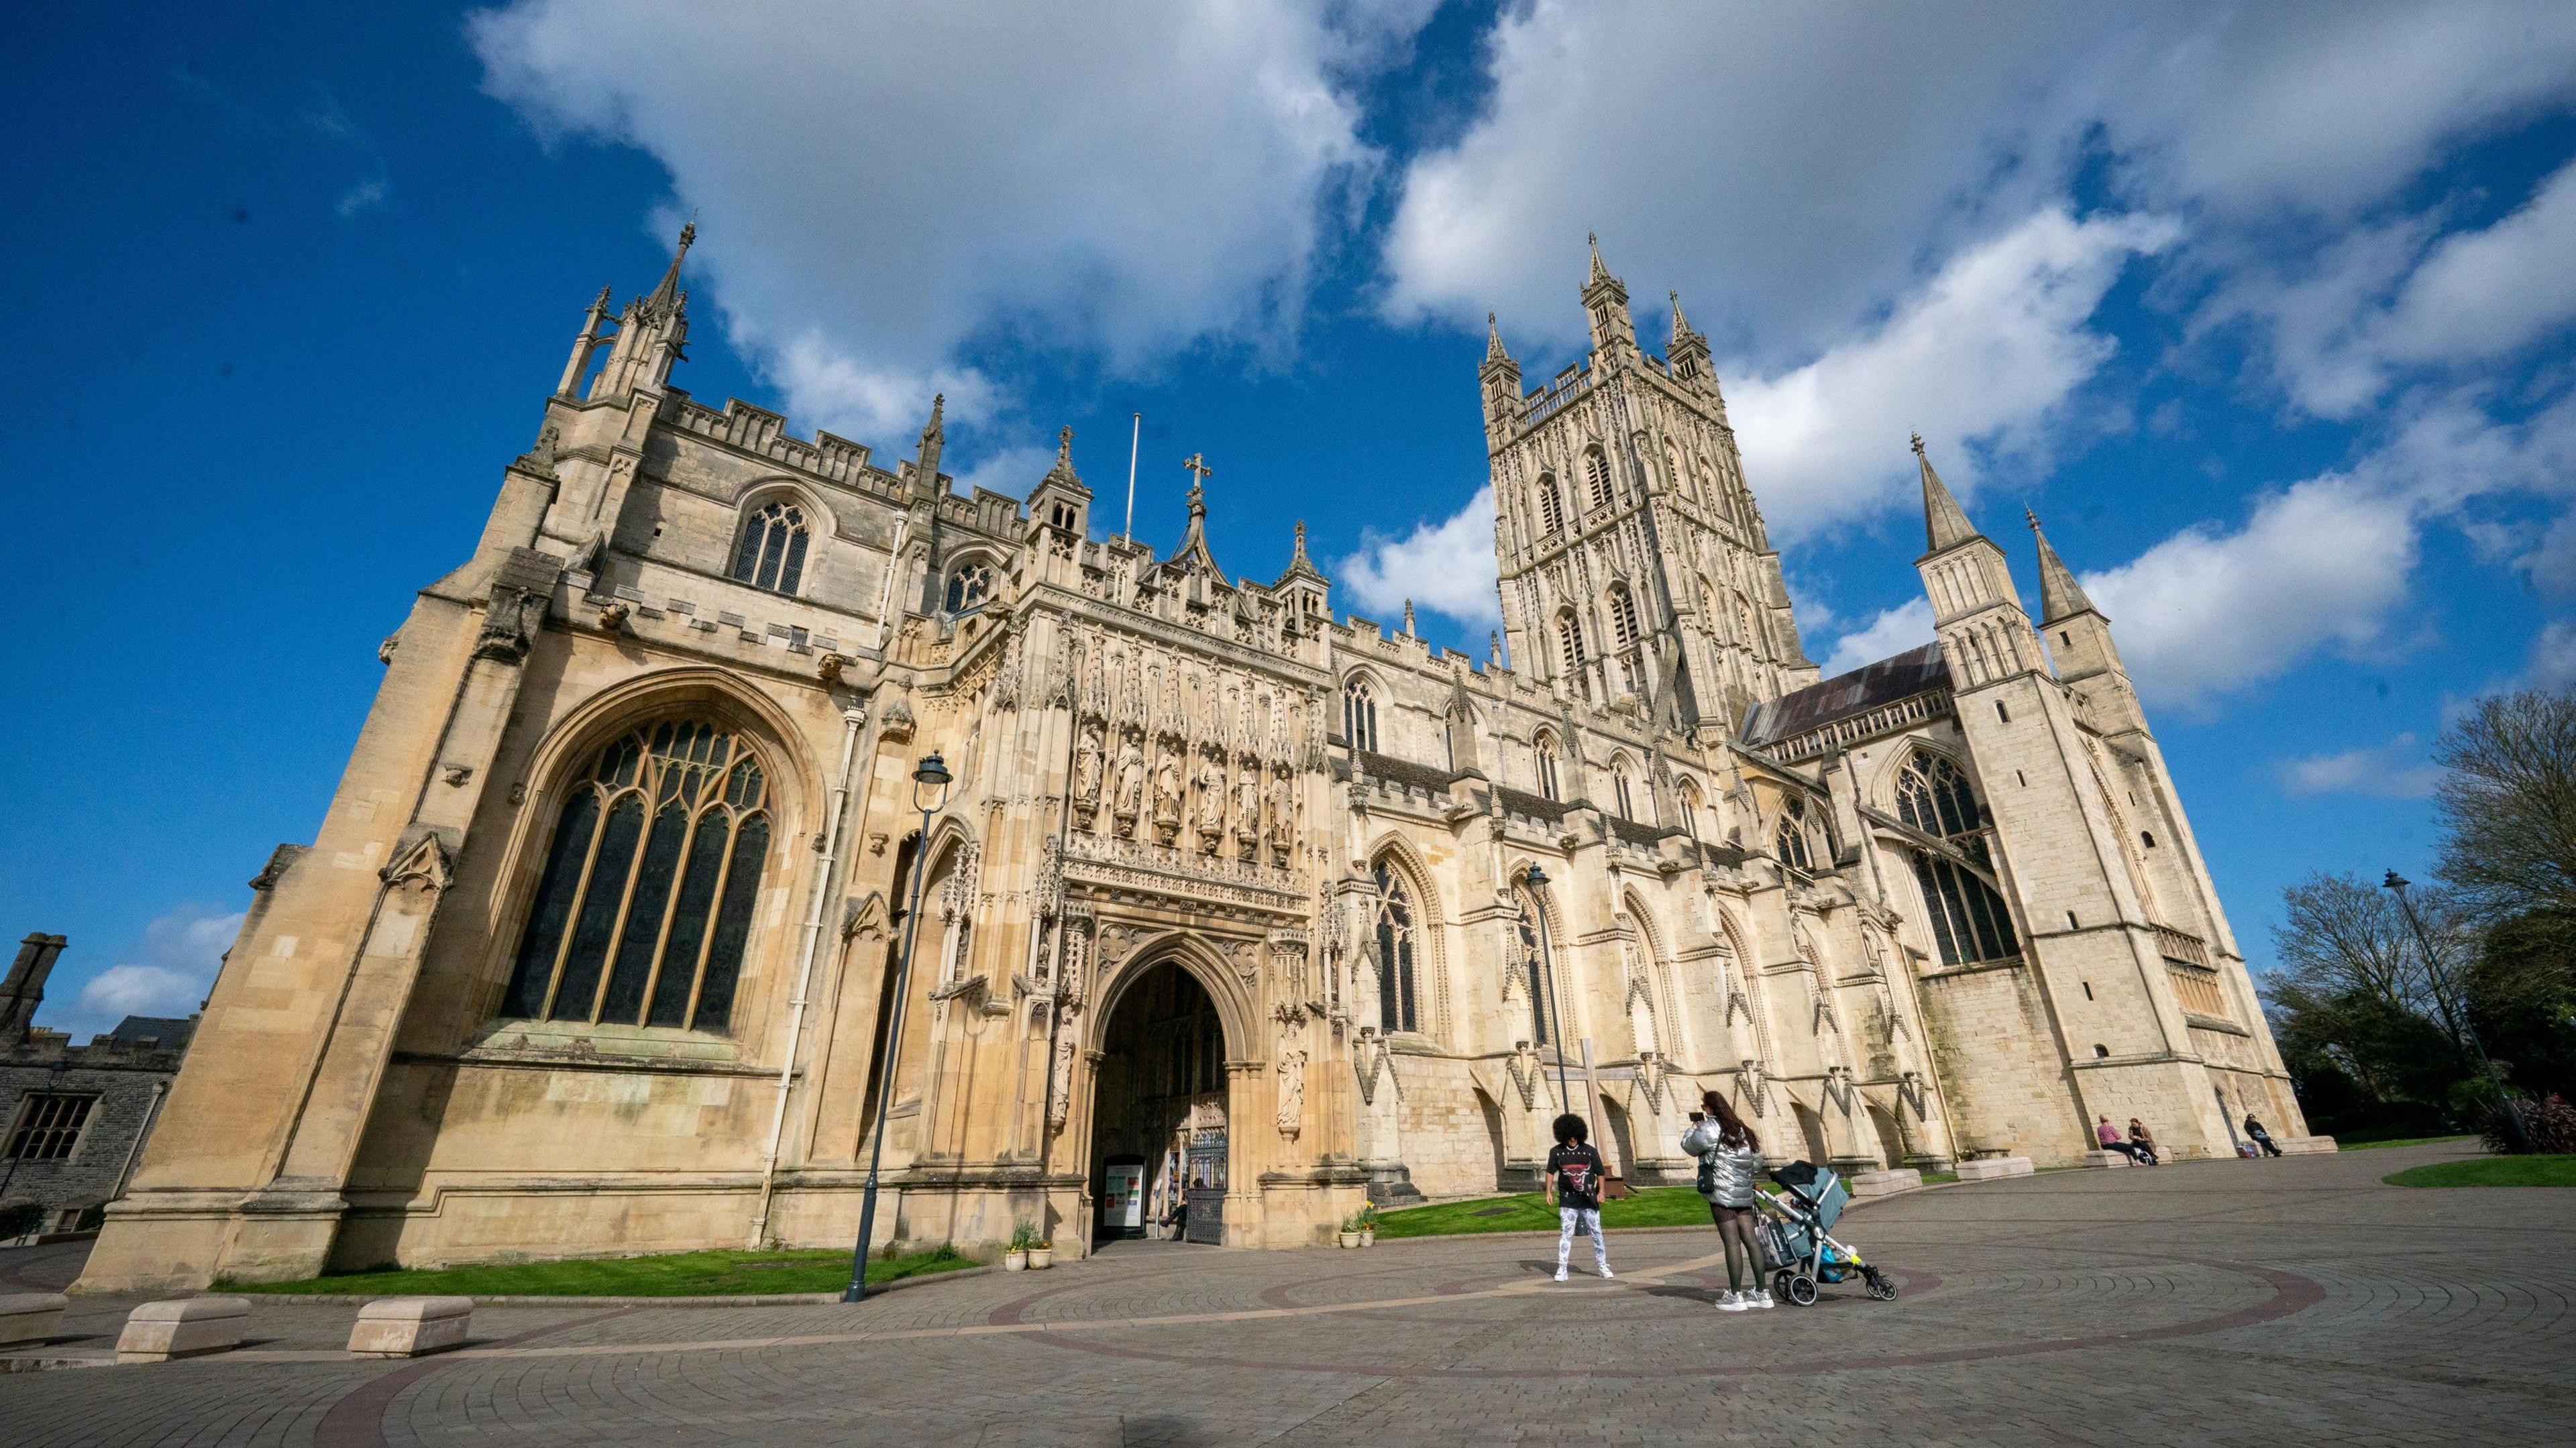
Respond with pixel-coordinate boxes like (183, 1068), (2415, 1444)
(1582, 444), (1613, 509)
(1086, 930), (1257, 1062)
(1608, 752), (1639, 821)
(1532, 728), (1564, 801)
(1536, 473), (1566, 537)
(1340, 669), (1381, 753)
(1364, 834), (1450, 1036)
(1507, 858), (1571, 1054)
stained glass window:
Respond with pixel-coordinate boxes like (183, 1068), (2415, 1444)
(501, 720), (772, 1033)
(730, 502), (808, 594)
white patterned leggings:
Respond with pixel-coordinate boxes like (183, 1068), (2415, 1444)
(1557, 1207), (1609, 1274)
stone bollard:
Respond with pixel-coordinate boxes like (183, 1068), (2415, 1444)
(348, 1296), (474, 1358)
(0, 1291), (70, 1348)
(1847, 1168), (1923, 1199)
(117, 1296), (250, 1363)
(1953, 1156), (2033, 1182)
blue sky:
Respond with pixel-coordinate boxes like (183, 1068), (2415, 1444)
(9, 1), (2576, 1036)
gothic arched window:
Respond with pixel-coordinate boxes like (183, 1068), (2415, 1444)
(1534, 730), (1562, 801)
(500, 719), (773, 1033)
(1611, 757), (1638, 820)
(1512, 884), (1552, 1046)
(1373, 859), (1420, 1034)
(1894, 751), (2019, 965)
(1583, 447), (1613, 510)
(1537, 475), (1565, 537)
(1556, 610), (1589, 695)
(1609, 586), (1642, 652)
(1343, 675), (1379, 753)
(944, 558), (994, 613)
(1896, 753), (1982, 839)
(1774, 795), (1815, 873)
(730, 501), (809, 595)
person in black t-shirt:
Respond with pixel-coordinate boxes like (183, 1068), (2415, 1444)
(1544, 1113), (1611, 1281)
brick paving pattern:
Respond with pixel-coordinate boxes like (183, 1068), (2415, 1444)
(5, 1142), (2569, 1446)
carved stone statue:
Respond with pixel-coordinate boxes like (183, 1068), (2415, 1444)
(1113, 735), (1146, 832)
(1275, 1046), (1306, 1137)
(1074, 724), (1104, 812)
(1193, 753), (1226, 848)
(1234, 765), (1260, 844)
(1152, 749), (1183, 832)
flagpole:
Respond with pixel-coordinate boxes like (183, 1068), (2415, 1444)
(1124, 412), (1141, 542)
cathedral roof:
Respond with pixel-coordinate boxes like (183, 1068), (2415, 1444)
(1739, 641), (1949, 749)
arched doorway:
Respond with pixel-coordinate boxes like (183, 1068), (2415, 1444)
(1092, 959), (1230, 1245)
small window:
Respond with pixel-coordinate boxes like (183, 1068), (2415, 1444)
(1609, 586), (1642, 651)
(2141, 831), (2157, 849)
(1343, 676), (1379, 754)
(5, 1093), (96, 1162)
(2015, 770), (2027, 787)
(2066, 911), (2080, 930)
(944, 560), (994, 614)
(2059, 630), (2072, 647)
(2093, 1044), (2110, 1059)
(1995, 700), (2011, 724)
(1614, 768), (1636, 820)
(729, 500), (810, 595)
(2082, 981), (2094, 1001)
(1556, 610), (1588, 689)
(1584, 447), (1612, 509)
(1537, 476), (1565, 537)
(1534, 732), (1561, 802)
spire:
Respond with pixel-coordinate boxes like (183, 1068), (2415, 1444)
(645, 221), (694, 318)
(1485, 311), (1511, 366)
(1915, 433), (1980, 553)
(2027, 509), (2100, 623)
(1668, 290), (1702, 349)
(1587, 231), (1611, 287)
(1275, 518), (1328, 588)
(1403, 599), (1417, 636)
(910, 392), (945, 497)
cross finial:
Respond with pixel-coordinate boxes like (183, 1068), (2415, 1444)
(2024, 506), (2043, 532)
(1909, 431), (1926, 457)
(1183, 452), (1212, 493)
(1057, 425), (1073, 463)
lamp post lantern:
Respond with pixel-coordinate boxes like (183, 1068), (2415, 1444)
(843, 752), (954, 1302)
(1522, 862), (1573, 1114)
(2382, 869), (2530, 1154)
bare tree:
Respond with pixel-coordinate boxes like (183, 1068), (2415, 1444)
(2436, 689), (2576, 920)
(2269, 873), (2481, 1053)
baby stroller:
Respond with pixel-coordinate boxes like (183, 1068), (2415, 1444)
(1754, 1161), (1896, 1306)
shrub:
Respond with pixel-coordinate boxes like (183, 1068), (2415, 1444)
(2479, 1093), (2576, 1154)
(0, 1202), (44, 1240)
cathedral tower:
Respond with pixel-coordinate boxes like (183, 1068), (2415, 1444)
(1484, 239), (1815, 736)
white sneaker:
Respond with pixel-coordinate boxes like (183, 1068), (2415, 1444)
(1553, 1267), (1568, 1282)
(1716, 1290), (1749, 1312)
(1599, 1266), (1615, 1280)
(1751, 1290), (1775, 1308)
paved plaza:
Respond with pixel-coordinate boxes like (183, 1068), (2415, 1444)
(4, 1141), (2569, 1447)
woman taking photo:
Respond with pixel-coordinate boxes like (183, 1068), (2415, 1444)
(1682, 1089), (1772, 1311)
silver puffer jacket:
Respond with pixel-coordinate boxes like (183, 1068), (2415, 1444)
(1682, 1121), (1762, 1207)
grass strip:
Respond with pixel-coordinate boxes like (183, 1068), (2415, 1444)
(2337, 1133), (2476, 1151)
(2382, 1155), (2576, 1188)
(223, 1243), (973, 1297)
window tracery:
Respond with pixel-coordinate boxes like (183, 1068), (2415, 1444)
(944, 558), (994, 613)
(729, 500), (808, 595)
(1372, 859), (1420, 1034)
(1343, 675), (1379, 753)
(500, 719), (773, 1033)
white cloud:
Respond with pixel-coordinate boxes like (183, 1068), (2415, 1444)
(1727, 209), (2177, 539)
(335, 177), (390, 217)
(2379, 157), (2576, 367)
(2279, 734), (2443, 798)
(1335, 484), (1499, 629)
(950, 444), (1056, 504)
(1821, 599), (1934, 679)
(2527, 620), (2576, 693)
(2079, 392), (2576, 709)
(471, 1), (1422, 442)
(60, 906), (244, 1040)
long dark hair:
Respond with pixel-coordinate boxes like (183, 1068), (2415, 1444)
(1701, 1089), (1757, 1152)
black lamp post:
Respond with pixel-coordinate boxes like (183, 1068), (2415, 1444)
(1522, 862), (1572, 1114)
(843, 752), (954, 1303)
(2383, 870), (2530, 1153)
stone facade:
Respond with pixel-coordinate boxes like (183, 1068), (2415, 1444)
(3, 934), (196, 1237)
(74, 231), (2318, 1292)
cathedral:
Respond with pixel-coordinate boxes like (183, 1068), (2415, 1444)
(78, 229), (2324, 1291)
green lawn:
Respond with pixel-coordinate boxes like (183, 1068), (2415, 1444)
(1376, 1186), (1718, 1239)
(223, 1243), (974, 1297)
(2340, 1134), (2477, 1151)
(2383, 1155), (2576, 1188)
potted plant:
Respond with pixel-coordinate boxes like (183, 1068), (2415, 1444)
(1005, 1222), (1036, 1271)
(1337, 1212), (1361, 1249)
(1028, 1236), (1055, 1270)
(1358, 1204), (1379, 1247)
